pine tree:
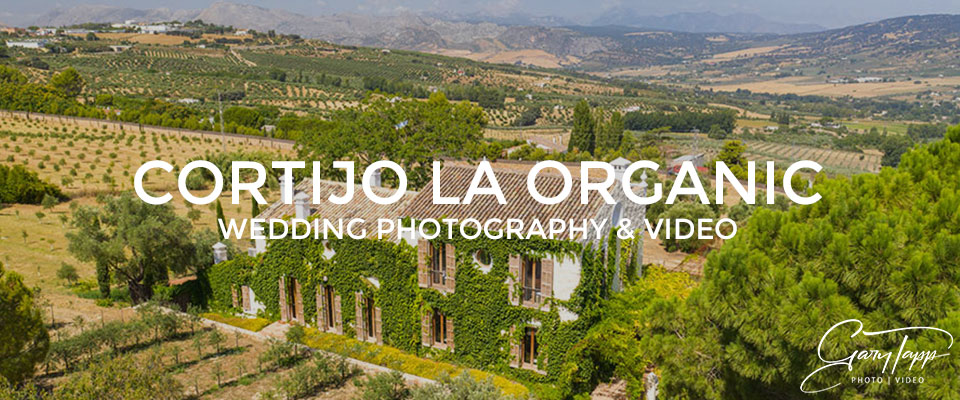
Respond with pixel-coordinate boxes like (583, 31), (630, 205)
(0, 263), (49, 385)
(567, 100), (595, 154)
(581, 125), (960, 399)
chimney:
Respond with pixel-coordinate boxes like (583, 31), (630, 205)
(610, 157), (631, 182)
(252, 222), (267, 254)
(279, 176), (293, 204)
(294, 191), (311, 220)
(370, 168), (382, 187)
(212, 242), (228, 264)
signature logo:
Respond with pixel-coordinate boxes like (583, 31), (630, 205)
(800, 319), (953, 393)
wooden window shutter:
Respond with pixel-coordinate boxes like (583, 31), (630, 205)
(316, 287), (324, 328)
(444, 243), (456, 292)
(241, 286), (251, 312)
(417, 240), (429, 288)
(278, 276), (288, 322)
(541, 258), (554, 299)
(421, 309), (432, 347)
(508, 256), (521, 306)
(509, 326), (520, 368)
(294, 280), (304, 323)
(231, 286), (239, 308)
(446, 317), (455, 352)
(374, 306), (383, 344)
(354, 292), (365, 341)
(333, 294), (343, 334)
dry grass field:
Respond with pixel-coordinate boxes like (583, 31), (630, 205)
(704, 75), (960, 98)
(706, 45), (785, 62)
(0, 113), (291, 285)
(72, 32), (250, 46)
(0, 114), (333, 398)
(433, 48), (579, 69)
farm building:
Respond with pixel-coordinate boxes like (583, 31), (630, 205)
(140, 24), (172, 34)
(5, 40), (48, 49)
(209, 161), (646, 377)
(669, 153), (704, 169)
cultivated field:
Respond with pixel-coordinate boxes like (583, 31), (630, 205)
(0, 113), (311, 398)
(704, 75), (960, 98)
(668, 133), (881, 175)
(744, 141), (881, 173)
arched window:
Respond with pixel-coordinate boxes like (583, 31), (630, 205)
(611, 202), (624, 227)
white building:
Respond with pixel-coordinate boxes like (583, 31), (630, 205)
(140, 25), (170, 34)
(5, 40), (47, 49)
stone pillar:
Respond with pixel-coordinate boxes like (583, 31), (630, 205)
(294, 191), (311, 220)
(279, 175), (293, 204)
(213, 242), (228, 264)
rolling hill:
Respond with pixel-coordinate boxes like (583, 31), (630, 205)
(29, 3), (960, 74)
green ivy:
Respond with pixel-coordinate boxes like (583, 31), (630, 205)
(209, 223), (618, 398)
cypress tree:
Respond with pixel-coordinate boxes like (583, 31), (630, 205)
(567, 100), (595, 154)
(96, 262), (111, 298)
(596, 111), (624, 152)
(250, 197), (260, 219)
(215, 200), (226, 239)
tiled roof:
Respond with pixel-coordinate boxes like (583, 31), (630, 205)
(256, 178), (417, 239)
(401, 163), (611, 240)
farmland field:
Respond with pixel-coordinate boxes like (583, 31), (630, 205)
(0, 112), (305, 398)
(703, 75), (960, 98)
(1, 18), (948, 399)
(667, 133), (881, 175)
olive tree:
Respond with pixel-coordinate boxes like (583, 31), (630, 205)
(66, 193), (199, 303)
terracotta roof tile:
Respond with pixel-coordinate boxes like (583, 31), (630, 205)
(256, 178), (416, 239)
(401, 164), (609, 240)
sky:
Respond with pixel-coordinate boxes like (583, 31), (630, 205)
(2, 0), (960, 28)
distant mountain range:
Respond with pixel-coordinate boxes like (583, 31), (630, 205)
(31, 2), (821, 35)
(591, 10), (824, 34)
(27, 2), (960, 71)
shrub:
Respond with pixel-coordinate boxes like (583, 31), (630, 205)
(302, 329), (528, 398)
(0, 164), (66, 204)
(54, 355), (182, 399)
(359, 371), (410, 400)
(57, 263), (79, 285)
(410, 373), (509, 400)
(275, 353), (360, 399)
(658, 202), (717, 253)
(259, 339), (298, 370)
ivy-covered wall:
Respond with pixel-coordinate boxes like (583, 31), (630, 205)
(207, 225), (626, 397)
(210, 237), (421, 352)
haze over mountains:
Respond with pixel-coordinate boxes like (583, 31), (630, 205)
(32, 1), (821, 35)
(591, 10), (823, 34)
(21, 2), (960, 72)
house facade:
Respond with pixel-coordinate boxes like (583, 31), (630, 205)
(209, 161), (645, 378)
